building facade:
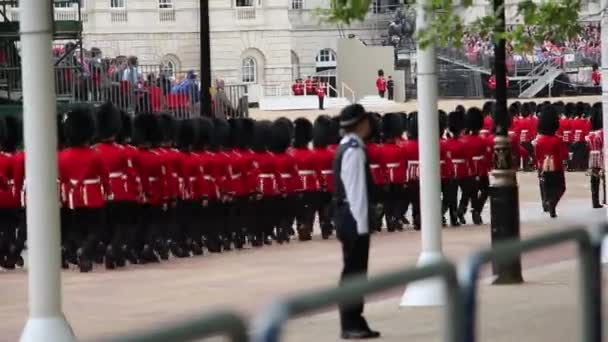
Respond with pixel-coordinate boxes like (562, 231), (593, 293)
(78, 0), (397, 101)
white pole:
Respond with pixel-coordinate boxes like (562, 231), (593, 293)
(19, 0), (75, 341)
(600, 0), (608, 263)
(400, 1), (445, 306)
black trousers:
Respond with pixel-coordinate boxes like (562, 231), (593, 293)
(456, 177), (474, 215)
(539, 171), (566, 208)
(378, 90), (385, 98)
(296, 192), (319, 230)
(318, 96), (324, 110)
(387, 88), (394, 100)
(137, 205), (164, 251)
(590, 171), (602, 207)
(571, 142), (588, 171)
(441, 179), (458, 222)
(335, 203), (371, 331)
(384, 184), (405, 228)
(105, 201), (139, 252)
(520, 141), (534, 169)
(470, 176), (489, 213)
(65, 208), (105, 259)
(317, 191), (334, 230)
(406, 181), (420, 228)
(0, 208), (20, 261)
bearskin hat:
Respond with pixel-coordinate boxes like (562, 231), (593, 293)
(367, 112), (382, 143)
(565, 102), (576, 118)
(400, 112), (409, 132)
(382, 112), (403, 140)
(482, 101), (495, 117)
(294, 117), (313, 148)
(529, 101), (537, 116)
(176, 119), (198, 150)
(63, 107), (95, 147)
(329, 115), (340, 144)
(95, 101), (122, 141)
(407, 112), (418, 140)
(538, 105), (560, 135)
(272, 119), (292, 153)
(276, 117), (294, 143)
(194, 117), (214, 149)
(520, 102), (530, 118)
(117, 111), (132, 144)
(448, 110), (465, 136)
(133, 113), (162, 147)
(438, 110), (448, 136)
(313, 115), (333, 148)
(231, 118), (255, 149)
(583, 103), (592, 118)
(465, 107), (484, 133)
(4, 116), (22, 152)
(0, 114), (8, 149)
(591, 105), (603, 131)
(508, 103), (520, 118)
(252, 120), (272, 152)
(212, 118), (230, 151)
(455, 105), (466, 114)
(159, 113), (177, 144)
(575, 101), (586, 117)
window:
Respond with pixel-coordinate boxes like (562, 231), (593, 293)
(110, 0), (126, 8)
(316, 48), (336, 63)
(291, 0), (303, 9)
(159, 0), (172, 9)
(54, 1), (73, 8)
(235, 0), (254, 7)
(241, 57), (256, 83)
(161, 60), (176, 78)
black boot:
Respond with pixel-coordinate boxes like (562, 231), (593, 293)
(94, 241), (106, 264)
(169, 240), (188, 258)
(104, 245), (115, 270)
(77, 248), (93, 273)
(591, 176), (602, 209)
(140, 244), (159, 264)
(61, 247), (69, 269)
(297, 224), (312, 241)
(222, 235), (232, 251)
(472, 211), (483, 225)
(155, 239), (169, 260)
(457, 212), (466, 225)
(234, 232), (245, 249)
(320, 223), (332, 240)
(124, 245), (139, 264)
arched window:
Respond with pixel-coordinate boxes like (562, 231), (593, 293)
(315, 48), (336, 68)
(291, 51), (300, 81)
(241, 57), (257, 83)
(161, 60), (175, 78)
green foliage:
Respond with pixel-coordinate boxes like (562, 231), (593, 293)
(323, 0), (583, 52)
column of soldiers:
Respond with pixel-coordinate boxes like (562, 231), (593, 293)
(0, 100), (603, 272)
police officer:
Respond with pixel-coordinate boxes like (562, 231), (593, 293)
(333, 104), (380, 339)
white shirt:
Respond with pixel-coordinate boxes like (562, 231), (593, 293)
(339, 133), (369, 235)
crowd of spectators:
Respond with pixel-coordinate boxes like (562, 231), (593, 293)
(460, 23), (601, 71)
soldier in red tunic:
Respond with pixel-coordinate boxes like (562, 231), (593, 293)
(571, 102), (592, 171)
(272, 118), (301, 243)
(95, 102), (132, 268)
(313, 115), (337, 239)
(132, 113), (167, 263)
(381, 113), (406, 232)
(0, 117), (19, 269)
(444, 110), (471, 226)
(58, 108), (109, 272)
(461, 107), (492, 225)
(585, 103), (604, 208)
(401, 112), (421, 230)
(517, 102), (537, 171)
(438, 110), (454, 227)
(290, 118), (320, 240)
(366, 113), (388, 232)
(534, 105), (569, 218)
(559, 102), (575, 170)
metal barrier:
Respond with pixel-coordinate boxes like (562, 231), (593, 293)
(252, 260), (463, 342)
(459, 227), (602, 342)
(102, 310), (248, 342)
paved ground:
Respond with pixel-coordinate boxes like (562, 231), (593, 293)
(1, 171), (605, 341)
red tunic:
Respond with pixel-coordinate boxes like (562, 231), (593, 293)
(439, 139), (453, 180)
(380, 142), (406, 184)
(0, 152), (14, 208)
(460, 134), (492, 177)
(196, 151), (221, 201)
(367, 143), (388, 185)
(572, 117), (591, 143)
(558, 117), (573, 144)
(252, 151), (283, 196)
(122, 144), (143, 203)
(11, 151), (25, 208)
(95, 142), (130, 202)
(517, 116), (537, 143)
(132, 148), (165, 206)
(289, 147), (321, 192)
(315, 146), (335, 193)
(444, 137), (471, 179)
(58, 147), (109, 209)
(275, 151), (301, 195)
(399, 139), (420, 182)
(178, 151), (202, 200)
(534, 135), (569, 172)
(586, 129), (604, 169)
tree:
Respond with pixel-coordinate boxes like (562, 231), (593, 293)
(321, 0), (583, 53)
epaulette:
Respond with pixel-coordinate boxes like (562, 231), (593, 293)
(347, 138), (360, 148)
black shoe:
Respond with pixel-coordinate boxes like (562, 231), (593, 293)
(141, 245), (159, 264)
(104, 246), (115, 270)
(341, 329), (381, 339)
(77, 249), (93, 273)
(472, 211), (483, 225)
(549, 206), (557, 218)
(94, 242), (105, 264)
(126, 248), (139, 265)
(457, 213), (466, 225)
(169, 241), (189, 258)
(442, 217), (447, 227)
(191, 241), (204, 255)
(155, 239), (170, 260)
(234, 233), (245, 249)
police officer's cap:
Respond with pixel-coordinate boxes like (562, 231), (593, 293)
(338, 104), (368, 128)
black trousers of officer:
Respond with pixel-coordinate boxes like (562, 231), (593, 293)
(105, 201), (138, 261)
(335, 203), (371, 332)
(0, 208), (20, 267)
(65, 208), (105, 261)
(441, 179), (458, 224)
(296, 192), (318, 237)
(571, 142), (589, 171)
(539, 171), (566, 209)
(384, 184), (404, 230)
(317, 191), (334, 237)
(456, 177), (474, 216)
(471, 176), (490, 214)
(590, 169), (604, 208)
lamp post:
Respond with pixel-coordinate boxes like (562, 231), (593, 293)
(19, 0), (75, 340)
(600, 0), (608, 263)
(489, 0), (523, 284)
(200, 0), (212, 117)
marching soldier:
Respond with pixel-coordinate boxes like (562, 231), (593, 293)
(586, 103), (604, 209)
(366, 113), (387, 233)
(401, 112), (421, 230)
(0, 117), (17, 269)
(445, 110), (471, 226)
(534, 105), (569, 218)
(313, 115), (336, 239)
(58, 107), (109, 272)
(333, 104), (380, 339)
(6, 116), (25, 269)
(380, 113), (406, 232)
(571, 102), (591, 171)
(438, 110), (453, 227)
(289, 118), (320, 240)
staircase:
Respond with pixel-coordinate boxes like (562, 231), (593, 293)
(518, 64), (562, 98)
(357, 95), (395, 108)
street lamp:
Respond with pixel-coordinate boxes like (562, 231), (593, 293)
(200, 0), (212, 117)
(489, 0), (523, 284)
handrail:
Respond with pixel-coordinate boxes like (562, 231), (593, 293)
(101, 310), (248, 342)
(341, 82), (355, 103)
(459, 227), (601, 342)
(252, 260), (462, 342)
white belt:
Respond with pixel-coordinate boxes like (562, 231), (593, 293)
(71, 178), (101, 185)
(259, 173), (275, 178)
(109, 172), (125, 178)
(298, 170), (315, 176)
(232, 173), (242, 179)
(204, 175), (215, 181)
(321, 170), (333, 175)
(590, 151), (601, 155)
(281, 173), (292, 178)
(370, 164), (380, 169)
(452, 159), (466, 164)
(149, 177), (159, 182)
(440, 161), (445, 165)
(472, 156), (484, 161)
(386, 163), (400, 168)
(408, 161), (419, 165)
(172, 172), (178, 178)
